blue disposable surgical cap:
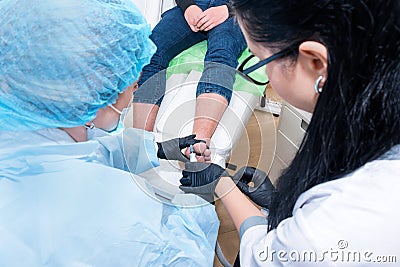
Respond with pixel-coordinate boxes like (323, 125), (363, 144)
(0, 0), (156, 131)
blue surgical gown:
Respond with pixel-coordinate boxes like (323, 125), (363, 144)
(0, 128), (219, 266)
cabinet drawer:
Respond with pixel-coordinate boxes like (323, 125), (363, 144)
(268, 154), (288, 182)
(277, 105), (308, 147)
(276, 130), (298, 165)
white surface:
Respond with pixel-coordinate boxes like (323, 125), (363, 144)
(162, 0), (176, 13)
(131, 0), (176, 28)
(137, 159), (185, 200)
(131, 0), (162, 28)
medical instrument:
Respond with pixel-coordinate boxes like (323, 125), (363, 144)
(189, 145), (198, 162)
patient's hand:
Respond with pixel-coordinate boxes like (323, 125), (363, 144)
(184, 142), (211, 162)
(196, 5), (229, 31)
(184, 5), (203, 32)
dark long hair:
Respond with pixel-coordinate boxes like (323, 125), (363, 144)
(231, 0), (400, 229)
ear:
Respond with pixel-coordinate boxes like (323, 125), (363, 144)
(298, 41), (328, 84)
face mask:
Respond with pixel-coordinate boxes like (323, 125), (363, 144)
(86, 121), (124, 141)
(109, 104), (129, 128)
(87, 104), (128, 141)
(120, 107), (129, 123)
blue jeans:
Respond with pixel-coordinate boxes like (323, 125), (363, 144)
(133, 0), (247, 105)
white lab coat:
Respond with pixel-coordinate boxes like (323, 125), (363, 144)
(240, 145), (400, 266)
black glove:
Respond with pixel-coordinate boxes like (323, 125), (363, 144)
(156, 134), (204, 162)
(179, 162), (229, 203)
(232, 166), (275, 208)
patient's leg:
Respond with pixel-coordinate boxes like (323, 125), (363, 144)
(189, 17), (246, 161)
(193, 93), (228, 142)
(132, 103), (159, 132)
(132, 6), (206, 131)
(185, 93), (227, 162)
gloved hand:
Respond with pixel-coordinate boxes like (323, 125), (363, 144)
(179, 162), (229, 203)
(156, 134), (205, 162)
(232, 166), (275, 208)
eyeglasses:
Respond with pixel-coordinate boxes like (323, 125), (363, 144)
(237, 46), (297, 86)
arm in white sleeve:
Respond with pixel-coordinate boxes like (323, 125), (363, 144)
(238, 186), (334, 267)
(239, 208), (325, 266)
(239, 158), (400, 266)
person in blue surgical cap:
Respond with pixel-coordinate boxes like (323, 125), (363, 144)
(0, 0), (219, 266)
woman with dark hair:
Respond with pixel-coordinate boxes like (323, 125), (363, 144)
(179, 0), (400, 265)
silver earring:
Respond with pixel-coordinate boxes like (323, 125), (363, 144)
(314, 76), (323, 94)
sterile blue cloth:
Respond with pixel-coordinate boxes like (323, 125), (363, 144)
(87, 125), (161, 174)
(0, 129), (219, 266)
(0, 0), (156, 131)
(0, 127), (160, 175)
(0, 0), (219, 264)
